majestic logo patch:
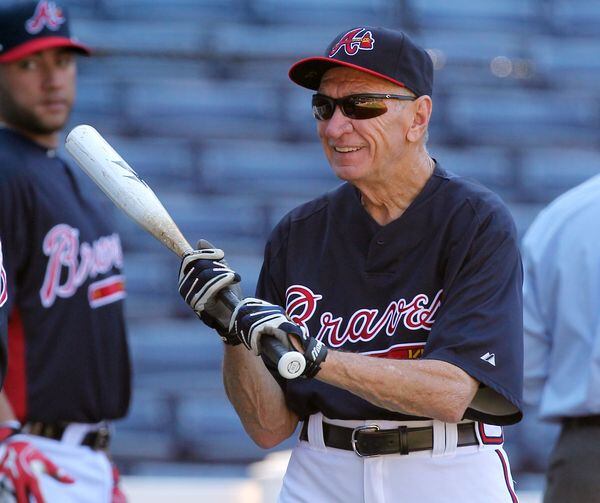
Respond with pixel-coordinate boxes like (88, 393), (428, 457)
(40, 224), (124, 308)
(480, 352), (496, 366)
(0, 239), (7, 308)
(286, 284), (442, 349)
(26, 0), (65, 35)
(329, 28), (375, 58)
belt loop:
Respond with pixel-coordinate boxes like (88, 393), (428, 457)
(398, 426), (409, 455)
(307, 413), (327, 452)
(431, 420), (446, 457)
(443, 423), (458, 457)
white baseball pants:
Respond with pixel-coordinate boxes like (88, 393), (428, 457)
(278, 414), (518, 503)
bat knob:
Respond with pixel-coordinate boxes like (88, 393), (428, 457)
(277, 351), (306, 379)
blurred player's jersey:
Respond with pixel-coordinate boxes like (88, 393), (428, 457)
(0, 128), (131, 422)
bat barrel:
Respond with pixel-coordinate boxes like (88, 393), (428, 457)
(66, 125), (305, 379)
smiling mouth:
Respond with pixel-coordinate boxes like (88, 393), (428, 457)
(334, 146), (362, 153)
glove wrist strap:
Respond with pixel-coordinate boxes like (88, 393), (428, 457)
(303, 338), (328, 378)
(199, 312), (241, 346)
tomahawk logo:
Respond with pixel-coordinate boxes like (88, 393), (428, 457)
(26, 0), (65, 35)
(329, 28), (375, 57)
(0, 239), (7, 308)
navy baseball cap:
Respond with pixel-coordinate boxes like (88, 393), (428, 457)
(289, 27), (433, 97)
(0, 0), (91, 64)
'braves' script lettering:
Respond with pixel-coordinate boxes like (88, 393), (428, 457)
(286, 284), (443, 348)
(40, 224), (123, 307)
(0, 239), (7, 308)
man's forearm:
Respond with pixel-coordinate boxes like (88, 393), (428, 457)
(317, 351), (479, 423)
(222, 345), (299, 448)
(0, 391), (17, 422)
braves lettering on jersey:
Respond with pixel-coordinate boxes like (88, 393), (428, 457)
(0, 238), (8, 387)
(0, 128), (131, 423)
(0, 239), (7, 309)
(257, 164), (523, 425)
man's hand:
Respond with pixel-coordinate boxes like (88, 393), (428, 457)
(177, 242), (242, 344)
(0, 438), (74, 503)
(230, 298), (328, 377)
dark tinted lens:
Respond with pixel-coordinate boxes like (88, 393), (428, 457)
(343, 97), (388, 119)
(312, 95), (334, 121)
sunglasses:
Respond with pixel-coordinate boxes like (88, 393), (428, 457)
(312, 93), (417, 121)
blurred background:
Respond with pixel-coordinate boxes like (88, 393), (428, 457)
(52, 0), (599, 500)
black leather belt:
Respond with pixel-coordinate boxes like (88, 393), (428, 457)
(300, 420), (478, 457)
(563, 415), (600, 428)
(26, 422), (111, 451)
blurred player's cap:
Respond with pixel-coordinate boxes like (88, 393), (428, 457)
(0, 0), (91, 64)
(289, 27), (433, 97)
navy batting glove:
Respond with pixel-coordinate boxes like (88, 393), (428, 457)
(178, 247), (242, 345)
(230, 298), (327, 377)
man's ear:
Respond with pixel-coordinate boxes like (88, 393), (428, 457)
(406, 96), (432, 143)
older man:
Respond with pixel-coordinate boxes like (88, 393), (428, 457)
(179, 27), (523, 502)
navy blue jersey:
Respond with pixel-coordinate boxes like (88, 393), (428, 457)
(0, 238), (7, 387)
(0, 128), (130, 423)
(257, 164), (523, 426)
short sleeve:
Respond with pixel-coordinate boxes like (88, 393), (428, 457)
(521, 238), (551, 408)
(422, 206), (523, 425)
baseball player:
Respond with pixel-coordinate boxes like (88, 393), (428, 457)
(0, 2), (130, 501)
(179, 27), (524, 502)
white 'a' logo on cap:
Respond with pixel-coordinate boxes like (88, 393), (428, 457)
(26, 0), (66, 35)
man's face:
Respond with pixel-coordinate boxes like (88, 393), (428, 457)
(0, 48), (77, 136)
(316, 67), (417, 185)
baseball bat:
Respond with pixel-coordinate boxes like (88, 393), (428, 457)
(65, 125), (306, 380)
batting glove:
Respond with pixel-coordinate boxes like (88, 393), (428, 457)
(0, 425), (74, 503)
(178, 244), (242, 345)
(230, 298), (328, 377)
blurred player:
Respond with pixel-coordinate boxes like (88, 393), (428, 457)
(179, 26), (524, 502)
(0, 2), (130, 501)
(523, 172), (600, 502)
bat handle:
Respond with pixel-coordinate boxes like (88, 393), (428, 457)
(218, 289), (306, 379)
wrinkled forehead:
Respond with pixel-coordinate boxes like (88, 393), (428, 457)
(318, 66), (411, 96)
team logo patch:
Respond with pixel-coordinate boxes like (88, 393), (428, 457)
(88, 275), (126, 308)
(0, 239), (7, 308)
(366, 342), (426, 360)
(26, 0), (65, 35)
(329, 28), (375, 58)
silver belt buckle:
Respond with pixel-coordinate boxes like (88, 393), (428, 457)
(351, 424), (380, 457)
